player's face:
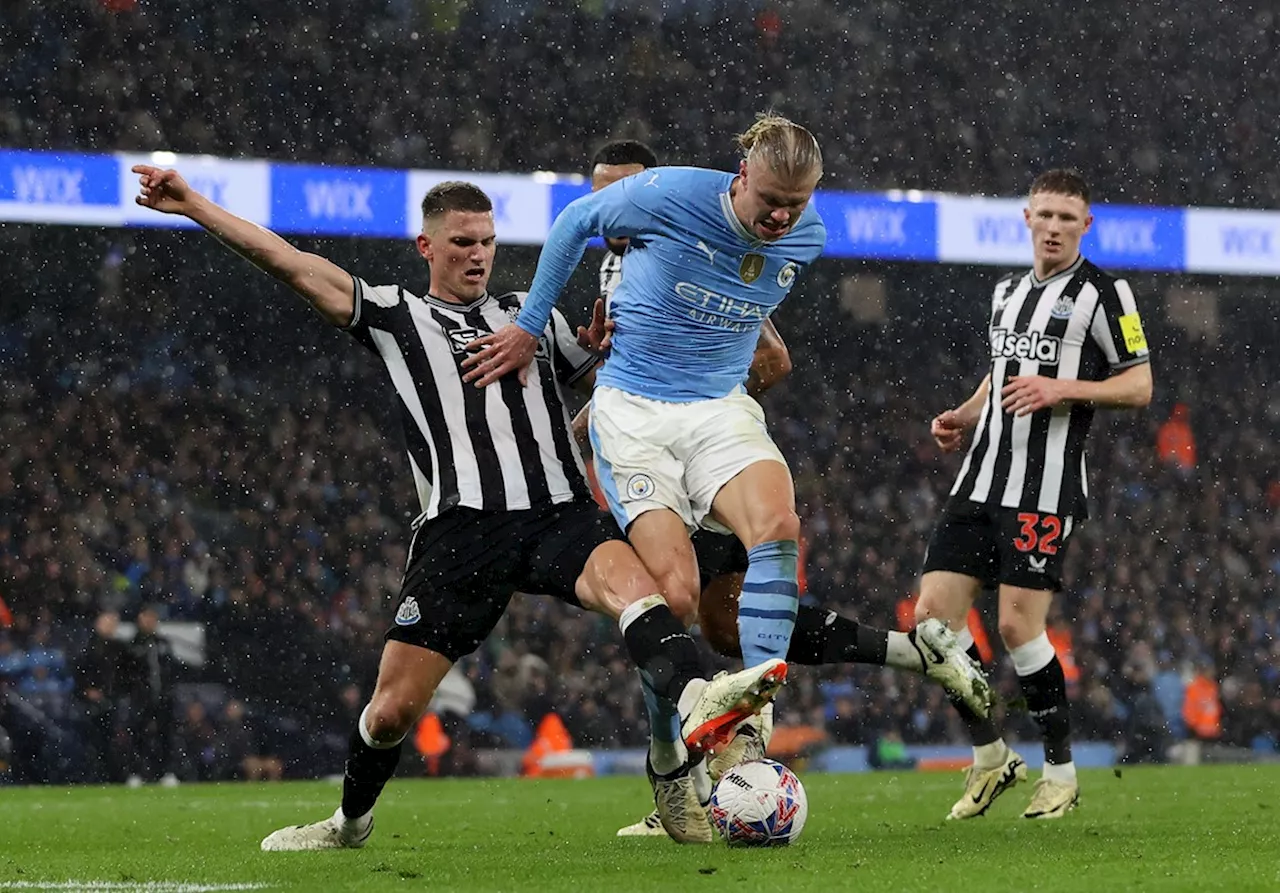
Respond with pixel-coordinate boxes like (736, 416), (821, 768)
(417, 210), (497, 302)
(1024, 191), (1092, 275)
(734, 156), (819, 242)
(592, 162), (647, 255)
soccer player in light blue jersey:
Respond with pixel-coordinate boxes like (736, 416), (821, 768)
(464, 114), (825, 837)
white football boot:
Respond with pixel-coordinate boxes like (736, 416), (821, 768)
(915, 618), (993, 717)
(707, 702), (775, 782)
(260, 807), (374, 851)
(1022, 777), (1080, 819)
(946, 746), (1027, 820)
(680, 658), (788, 754)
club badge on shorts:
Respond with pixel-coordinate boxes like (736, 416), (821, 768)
(739, 253), (766, 284)
(395, 596), (421, 626)
(626, 473), (655, 500)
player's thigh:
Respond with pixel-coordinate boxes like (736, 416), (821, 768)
(366, 639), (456, 739)
(387, 508), (521, 666)
(522, 500), (662, 620)
(589, 386), (695, 531)
(687, 393), (797, 545)
(995, 584), (1055, 648)
(626, 508), (701, 623)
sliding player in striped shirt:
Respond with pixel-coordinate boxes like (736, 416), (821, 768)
(131, 167), (787, 848)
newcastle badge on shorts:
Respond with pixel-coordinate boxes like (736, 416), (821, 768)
(395, 596), (421, 626)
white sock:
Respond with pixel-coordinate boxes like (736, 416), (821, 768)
(886, 630), (925, 672)
(955, 626), (975, 652)
(648, 736), (688, 775)
(973, 739), (1008, 769)
(1042, 761), (1077, 784)
(335, 805), (372, 829)
(359, 705), (406, 749)
(1009, 632), (1056, 676)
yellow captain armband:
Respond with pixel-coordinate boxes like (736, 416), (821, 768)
(1118, 313), (1148, 353)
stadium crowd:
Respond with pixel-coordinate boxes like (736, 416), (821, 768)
(0, 224), (1276, 783)
(2, 0), (1278, 208)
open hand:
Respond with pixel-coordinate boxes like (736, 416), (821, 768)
(462, 324), (538, 387)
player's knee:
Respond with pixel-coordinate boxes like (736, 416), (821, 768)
(662, 586), (699, 627)
(364, 696), (419, 743)
(755, 510), (800, 546)
(914, 593), (952, 627)
(997, 617), (1041, 650)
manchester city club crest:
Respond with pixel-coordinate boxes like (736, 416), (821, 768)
(1049, 292), (1076, 319)
(739, 253), (766, 284)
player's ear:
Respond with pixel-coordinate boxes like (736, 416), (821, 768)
(738, 158), (749, 181)
(416, 232), (432, 263)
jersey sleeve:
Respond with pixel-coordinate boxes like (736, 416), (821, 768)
(547, 307), (598, 387)
(1090, 276), (1151, 369)
(514, 174), (667, 338)
(343, 277), (405, 352)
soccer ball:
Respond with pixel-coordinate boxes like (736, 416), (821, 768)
(709, 759), (808, 846)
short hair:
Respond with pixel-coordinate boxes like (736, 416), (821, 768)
(735, 112), (823, 183)
(1030, 169), (1091, 204)
(421, 181), (493, 221)
(590, 139), (659, 172)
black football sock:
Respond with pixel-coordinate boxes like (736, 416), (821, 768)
(1018, 655), (1074, 764)
(785, 606), (889, 666)
(341, 715), (404, 820)
(620, 595), (705, 702)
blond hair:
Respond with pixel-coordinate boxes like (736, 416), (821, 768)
(735, 113), (823, 183)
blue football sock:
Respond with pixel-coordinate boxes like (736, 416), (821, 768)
(738, 540), (800, 666)
(639, 668), (684, 773)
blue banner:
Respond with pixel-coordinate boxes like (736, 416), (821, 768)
(270, 163), (406, 238)
(0, 146), (1276, 277)
(0, 149), (118, 206)
(1084, 204), (1184, 272)
(816, 192), (937, 261)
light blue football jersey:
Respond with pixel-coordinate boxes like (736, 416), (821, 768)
(515, 166), (826, 401)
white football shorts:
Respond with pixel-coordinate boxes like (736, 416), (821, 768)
(588, 385), (789, 533)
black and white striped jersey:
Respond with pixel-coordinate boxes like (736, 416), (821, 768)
(345, 278), (596, 521)
(599, 252), (622, 312)
(950, 255), (1151, 519)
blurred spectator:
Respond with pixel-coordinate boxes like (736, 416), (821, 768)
(174, 700), (218, 782)
(218, 699), (283, 782)
(1156, 403), (1197, 474)
(1182, 663), (1223, 745)
(76, 610), (131, 782)
(122, 606), (179, 786)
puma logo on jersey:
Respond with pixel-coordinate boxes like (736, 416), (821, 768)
(643, 173), (660, 188)
(1028, 555), (1048, 572)
(990, 328), (1062, 364)
(695, 240), (718, 265)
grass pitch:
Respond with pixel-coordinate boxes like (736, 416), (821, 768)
(2, 766), (1277, 892)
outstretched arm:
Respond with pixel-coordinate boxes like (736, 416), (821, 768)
(461, 193), (607, 387)
(132, 165), (354, 327)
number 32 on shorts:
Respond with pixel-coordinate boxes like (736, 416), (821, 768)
(1012, 512), (1062, 555)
